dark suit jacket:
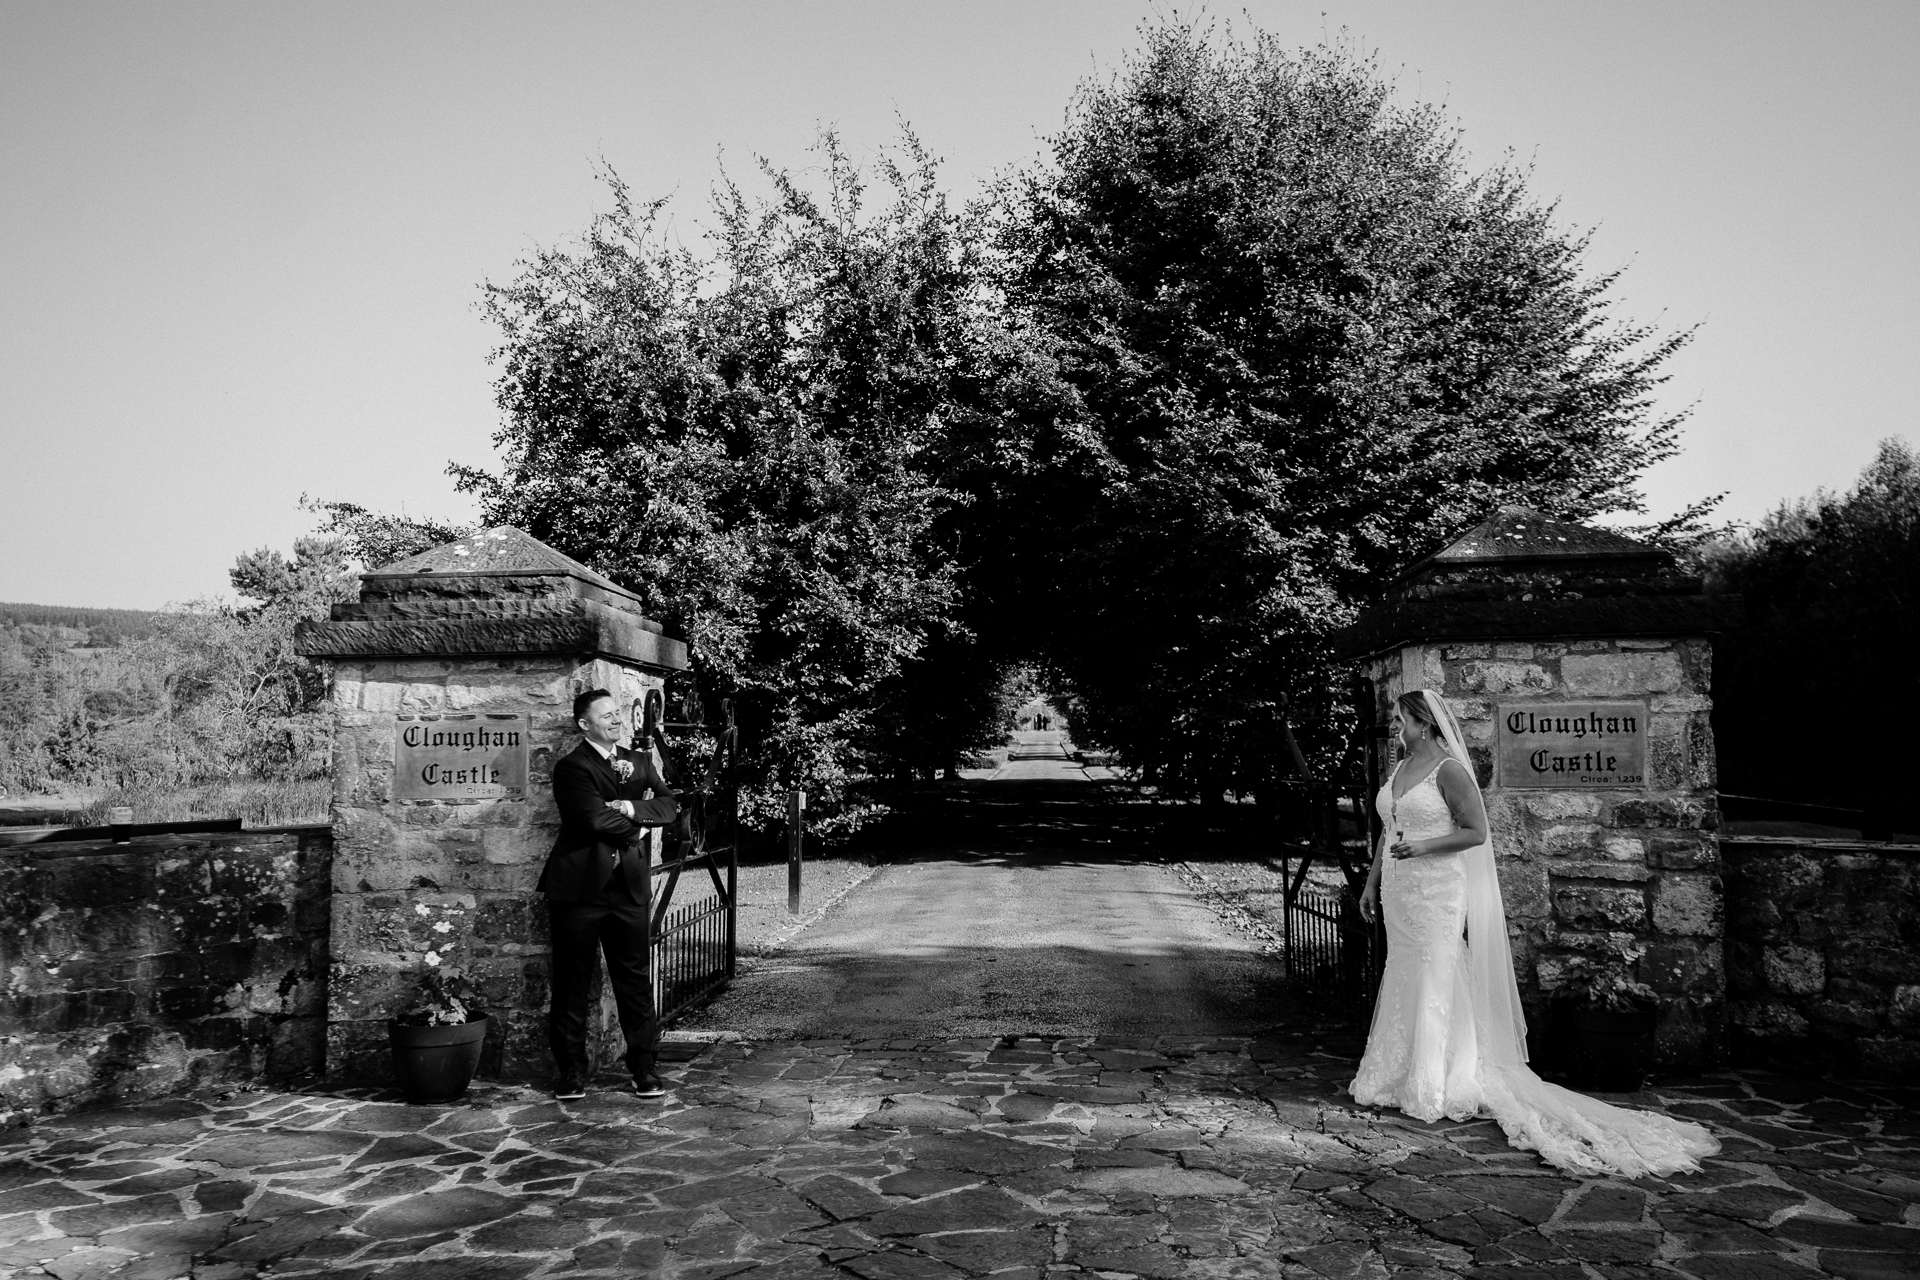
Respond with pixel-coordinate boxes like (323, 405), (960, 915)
(537, 740), (680, 904)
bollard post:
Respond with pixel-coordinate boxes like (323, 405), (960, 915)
(788, 790), (805, 915)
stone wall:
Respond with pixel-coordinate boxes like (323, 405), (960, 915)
(1367, 636), (1723, 1068)
(1724, 836), (1920, 1078)
(0, 826), (330, 1120)
(325, 655), (664, 1082)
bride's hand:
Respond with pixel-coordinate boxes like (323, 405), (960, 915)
(1358, 882), (1378, 924)
(1389, 837), (1420, 860)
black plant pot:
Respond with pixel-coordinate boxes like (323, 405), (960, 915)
(388, 1016), (487, 1104)
(1553, 999), (1657, 1091)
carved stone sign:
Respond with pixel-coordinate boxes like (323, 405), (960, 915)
(1496, 702), (1646, 789)
(393, 714), (529, 800)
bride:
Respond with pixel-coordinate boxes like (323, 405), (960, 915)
(1351, 688), (1719, 1177)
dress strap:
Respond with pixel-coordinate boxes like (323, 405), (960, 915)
(1391, 755), (1446, 801)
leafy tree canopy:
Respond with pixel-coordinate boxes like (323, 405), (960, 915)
(452, 139), (988, 831)
(1705, 437), (1919, 812)
(981, 23), (1693, 794)
(297, 19), (1703, 823)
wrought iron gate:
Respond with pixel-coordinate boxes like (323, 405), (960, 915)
(1275, 681), (1388, 1010)
(648, 687), (740, 1024)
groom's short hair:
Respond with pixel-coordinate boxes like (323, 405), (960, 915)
(573, 688), (614, 724)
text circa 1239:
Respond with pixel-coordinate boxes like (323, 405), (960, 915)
(1496, 702), (1646, 789)
(393, 714), (530, 800)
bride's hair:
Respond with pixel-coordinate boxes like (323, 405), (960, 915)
(1395, 690), (1441, 737)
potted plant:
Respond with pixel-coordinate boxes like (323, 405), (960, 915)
(388, 966), (487, 1104)
(386, 902), (487, 1103)
(1547, 933), (1660, 1091)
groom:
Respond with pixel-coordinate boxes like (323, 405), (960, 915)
(538, 687), (679, 1101)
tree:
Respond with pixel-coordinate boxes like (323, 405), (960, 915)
(212, 534), (360, 776)
(982, 23), (1693, 796)
(1705, 438), (1920, 816)
(303, 499), (472, 571)
(453, 140), (991, 832)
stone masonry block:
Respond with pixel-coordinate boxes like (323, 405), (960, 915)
(1651, 876), (1719, 936)
(1603, 836), (1646, 861)
(1644, 939), (1722, 997)
(1650, 692), (1713, 713)
(1452, 698), (1494, 726)
(1808, 1000), (1881, 1032)
(1525, 793), (1603, 821)
(1557, 861), (1652, 883)
(1538, 823), (1603, 854)
(1455, 662), (1555, 695)
(1647, 720), (1691, 790)
(1610, 796), (1713, 830)
(471, 898), (544, 947)
(1490, 824), (1527, 859)
(1730, 998), (1808, 1036)
(448, 682), (548, 711)
(1552, 883), (1648, 929)
(1687, 716), (1717, 790)
(481, 826), (546, 870)
(327, 960), (414, 1025)
(1677, 638), (1714, 688)
(1535, 952), (1587, 993)
(1648, 834), (1715, 871)
(1829, 943), (1920, 985)
(1762, 945), (1826, 998)
(361, 682), (403, 713)
(1501, 860), (1550, 920)
(1889, 985), (1920, 1032)
(1561, 651), (1685, 697)
(397, 683), (448, 713)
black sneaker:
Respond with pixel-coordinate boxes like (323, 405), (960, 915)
(553, 1077), (587, 1101)
(633, 1074), (667, 1099)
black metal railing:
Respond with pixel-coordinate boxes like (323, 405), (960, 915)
(646, 694), (741, 1026)
(1283, 880), (1384, 1005)
(1273, 683), (1389, 1016)
(653, 891), (733, 1023)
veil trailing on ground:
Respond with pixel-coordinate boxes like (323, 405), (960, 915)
(1409, 689), (1720, 1178)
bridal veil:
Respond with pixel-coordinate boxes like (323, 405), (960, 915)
(1405, 689), (1719, 1178)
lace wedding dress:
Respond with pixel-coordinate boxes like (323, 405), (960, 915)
(1349, 693), (1721, 1178)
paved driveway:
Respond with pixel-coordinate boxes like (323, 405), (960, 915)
(686, 762), (1305, 1040)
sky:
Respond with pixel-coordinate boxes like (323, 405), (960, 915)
(2, 1), (1915, 610)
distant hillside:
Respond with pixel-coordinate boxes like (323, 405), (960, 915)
(0, 602), (160, 647)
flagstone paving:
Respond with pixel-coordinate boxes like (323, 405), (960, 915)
(2, 1034), (1916, 1280)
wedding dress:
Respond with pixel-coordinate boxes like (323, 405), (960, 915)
(1349, 690), (1720, 1178)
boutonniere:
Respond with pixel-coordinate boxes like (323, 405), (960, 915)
(611, 756), (635, 782)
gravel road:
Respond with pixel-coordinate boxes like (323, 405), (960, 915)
(685, 740), (1305, 1038)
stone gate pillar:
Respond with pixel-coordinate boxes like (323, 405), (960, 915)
(1334, 507), (1741, 1068)
(296, 527), (687, 1080)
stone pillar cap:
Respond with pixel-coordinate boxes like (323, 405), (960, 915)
(1393, 506), (1672, 583)
(295, 526), (687, 670)
(362, 525), (638, 600)
(1331, 506), (1741, 659)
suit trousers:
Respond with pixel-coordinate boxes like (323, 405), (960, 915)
(546, 870), (656, 1080)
